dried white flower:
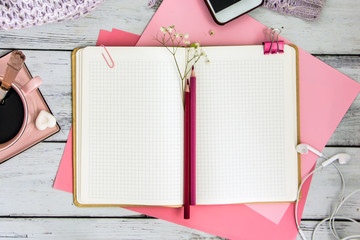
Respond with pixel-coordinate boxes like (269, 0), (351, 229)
(155, 25), (206, 108)
(191, 42), (200, 48)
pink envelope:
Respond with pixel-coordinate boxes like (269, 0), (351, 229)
(54, 2), (360, 238)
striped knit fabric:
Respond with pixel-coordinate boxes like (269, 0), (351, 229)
(0, 0), (104, 30)
(263, 0), (326, 20)
(148, 0), (326, 20)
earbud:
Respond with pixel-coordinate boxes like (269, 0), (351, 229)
(296, 144), (324, 157)
(321, 153), (351, 167)
(297, 143), (351, 167)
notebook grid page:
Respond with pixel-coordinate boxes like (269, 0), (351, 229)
(196, 57), (289, 205)
(81, 56), (183, 205)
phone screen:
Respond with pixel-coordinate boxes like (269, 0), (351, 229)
(209, 0), (242, 13)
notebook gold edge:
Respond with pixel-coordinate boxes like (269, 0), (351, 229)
(71, 47), (181, 208)
(71, 48), (80, 207)
(289, 44), (302, 200)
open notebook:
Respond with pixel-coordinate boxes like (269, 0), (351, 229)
(73, 45), (299, 206)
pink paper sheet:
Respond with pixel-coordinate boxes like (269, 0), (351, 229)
(53, 128), (73, 192)
(96, 29), (140, 46)
(53, 2), (360, 238)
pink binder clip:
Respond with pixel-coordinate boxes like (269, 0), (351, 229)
(263, 28), (284, 55)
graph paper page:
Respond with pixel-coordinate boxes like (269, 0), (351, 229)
(195, 45), (298, 205)
(76, 47), (184, 205)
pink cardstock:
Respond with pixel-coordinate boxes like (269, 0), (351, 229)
(96, 29), (140, 47)
(53, 2), (360, 238)
(53, 127), (73, 192)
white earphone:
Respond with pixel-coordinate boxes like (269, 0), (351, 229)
(295, 143), (360, 240)
(296, 143), (325, 157)
(321, 153), (351, 167)
(296, 143), (351, 166)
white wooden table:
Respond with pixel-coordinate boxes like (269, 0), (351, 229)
(0, 0), (359, 239)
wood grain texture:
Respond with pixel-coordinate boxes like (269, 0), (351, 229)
(0, 0), (358, 54)
(0, 142), (359, 221)
(0, 0), (359, 239)
(0, 218), (358, 240)
(297, 220), (360, 240)
(0, 142), (139, 217)
(0, 218), (219, 239)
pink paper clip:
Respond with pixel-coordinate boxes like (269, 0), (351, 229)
(263, 28), (284, 55)
(100, 44), (115, 68)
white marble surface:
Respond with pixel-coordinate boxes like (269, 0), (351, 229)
(0, 0), (359, 239)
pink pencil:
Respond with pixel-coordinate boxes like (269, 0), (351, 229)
(184, 79), (190, 219)
(189, 66), (196, 205)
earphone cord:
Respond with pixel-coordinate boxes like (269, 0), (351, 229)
(328, 163), (346, 239)
(295, 157), (360, 240)
(316, 188), (360, 240)
(295, 166), (322, 240)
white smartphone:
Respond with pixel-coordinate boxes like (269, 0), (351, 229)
(204, 0), (264, 25)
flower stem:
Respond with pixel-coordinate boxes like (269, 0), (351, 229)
(155, 26), (206, 109)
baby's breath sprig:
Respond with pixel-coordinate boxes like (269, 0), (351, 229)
(155, 25), (208, 107)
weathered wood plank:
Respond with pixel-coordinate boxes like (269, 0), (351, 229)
(0, 218), (220, 239)
(297, 220), (360, 240)
(1, 49), (358, 144)
(1, 143), (359, 220)
(0, 0), (358, 54)
(0, 0), (358, 239)
(0, 142), (140, 217)
(0, 218), (358, 240)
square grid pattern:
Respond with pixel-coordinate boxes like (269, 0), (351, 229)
(84, 60), (183, 205)
(196, 59), (288, 204)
